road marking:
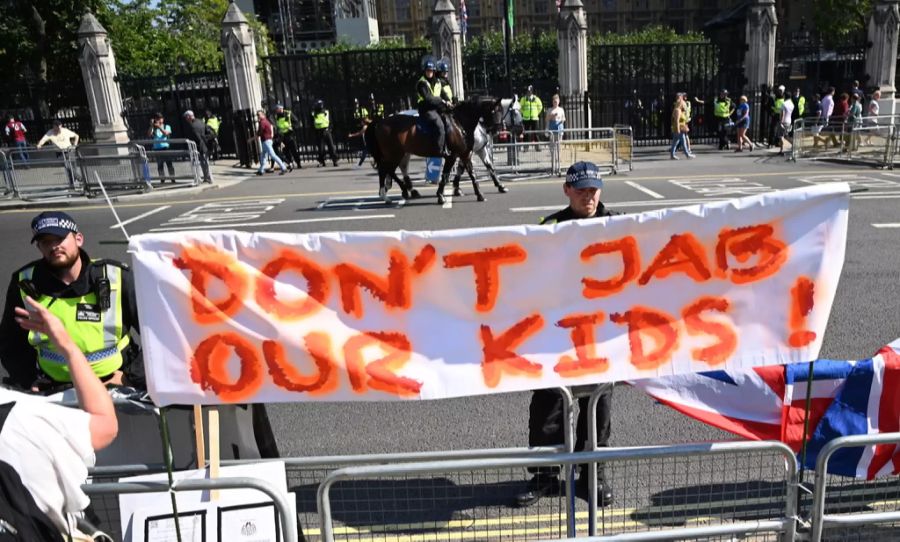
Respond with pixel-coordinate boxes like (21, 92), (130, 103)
(794, 173), (900, 189)
(108, 205), (170, 229)
(149, 214), (396, 232)
(625, 181), (664, 199)
(159, 198), (285, 228)
(318, 195), (406, 210)
(442, 185), (453, 209)
(872, 223), (900, 228)
(668, 177), (773, 197)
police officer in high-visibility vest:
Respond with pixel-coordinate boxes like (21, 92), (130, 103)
(436, 59), (456, 105)
(367, 93), (385, 120)
(204, 110), (221, 161)
(312, 99), (339, 167)
(416, 59), (451, 158)
(0, 212), (143, 391)
(769, 85), (785, 147)
(713, 89), (735, 150)
(274, 103), (302, 169)
(791, 87), (806, 124)
(519, 85), (543, 143)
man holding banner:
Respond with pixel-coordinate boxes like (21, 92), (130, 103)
(517, 162), (618, 508)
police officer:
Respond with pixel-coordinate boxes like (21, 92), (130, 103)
(368, 93), (385, 120)
(274, 103), (302, 169)
(436, 60), (455, 104)
(516, 161), (617, 509)
(352, 98), (370, 126)
(204, 110), (221, 161)
(416, 59), (450, 157)
(519, 85), (543, 143)
(0, 212), (143, 391)
(312, 99), (339, 167)
(713, 89), (734, 150)
(791, 87), (806, 124)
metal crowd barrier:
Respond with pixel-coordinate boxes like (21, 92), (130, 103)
(130, 138), (203, 186)
(490, 127), (630, 177)
(82, 476), (299, 542)
(78, 143), (153, 195)
(792, 115), (898, 169)
(810, 433), (900, 542)
(2, 146), (81, 199)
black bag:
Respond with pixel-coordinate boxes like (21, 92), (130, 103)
(0, 402), (63, 541)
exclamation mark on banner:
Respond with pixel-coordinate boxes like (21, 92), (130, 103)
(788, 277), (817, 348)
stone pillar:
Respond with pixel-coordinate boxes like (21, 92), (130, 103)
(557, 0), (588, 128)
(744, 0), (777, 91)
(221, 1), (263, 113)
(77, 12), (129, 145)
(431, 0), (465, 101)
(865, 0), (900, 114)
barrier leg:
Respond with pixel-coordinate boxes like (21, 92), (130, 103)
(559, 386), (577, 538)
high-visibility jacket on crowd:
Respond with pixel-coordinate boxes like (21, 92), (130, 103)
(313, 110), (330, 129)
(519, 95), (543, 121)
(795, 96), (806, 116)
(206, 117), (220, 134)
(714, 98), (732, 118)
(684, 101), (692, 122)
(371, 103), (385, 118)
(353, 106), (369, 120)
(18, 262), (128, 382)
(772, 97), (785, 115)
(416, 76), (442, 104)
(441, 79), (453, 101)
(275, 112), (294, 133)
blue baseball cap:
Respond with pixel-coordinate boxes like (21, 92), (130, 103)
(565, 161), (604, 190)
(31, 211), (79, 242)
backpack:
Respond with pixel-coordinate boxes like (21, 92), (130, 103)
(0, 403), (64, 541)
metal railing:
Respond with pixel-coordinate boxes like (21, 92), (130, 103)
(3, 146), (81, 199)
(129, 138), (203, 186)
(82, 476), (299, 542)
(810, 433), (900, 542)
(78, 143), (153, 195)
(490, 127), (633, 177)
(791, 115), (898, 169)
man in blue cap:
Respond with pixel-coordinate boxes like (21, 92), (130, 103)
(516, 161), (618, 509)
(0, 211), (143, 391)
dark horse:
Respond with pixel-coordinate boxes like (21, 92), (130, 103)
(364, 97), (504, 204)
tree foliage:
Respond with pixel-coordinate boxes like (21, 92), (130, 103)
(811, 0), (871, 46)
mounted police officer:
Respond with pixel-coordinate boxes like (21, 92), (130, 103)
(312, 99), (339, 167)
(436, 59), (456, 105)
(274, 103), (303, 169)
(0, 212), (143, 391)
(713, 89), (734, 150)
(416, 58), (451, 158)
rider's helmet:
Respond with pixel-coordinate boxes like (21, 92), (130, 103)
(436, 60), (449, 75)
(314, 99), (324, 110)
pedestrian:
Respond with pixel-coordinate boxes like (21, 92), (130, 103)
(519, 85), (543, 144)
(682, 92), (701, 155)
(1, 296), (118, 536)
(182, 110), (213, 183)
(148, 113), (176, 183)
(545, 94), (566, 175)
(0, 211), (145, 392)
(734, 95), (753, 152)
(863, 89), (881, 145)
(312, 99), (339, 167)
(825, 92), (849, 148)
(768, 85), (785, 148)
(349, 98), (372, 168)
(844, 93), (862, 152)
(204, 109), (221, 162)
(651, 89), (666, 136)
(812, 87), (834, 148)
(516, 161), (618, 509)
(777, 93), (795, 156)
(256, 109), (288, 176)
(273, 104), (303, 169)
(713, 89), (734, 150)
(624, 89), (644, 136)
(669, 94), (694, 159)
(4, 114), (28, 161)
(790, 88), (806, 124)
(849, 80), (864, 102)
(36, 120), (79, 185)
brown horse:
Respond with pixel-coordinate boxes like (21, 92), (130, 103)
(364, 97), (503, 204)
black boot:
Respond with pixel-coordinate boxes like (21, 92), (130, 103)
(575, 475), (614, 507)
(515, 474), (560, 508)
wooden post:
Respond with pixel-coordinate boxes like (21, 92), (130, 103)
(193, 405), (206, 470)
(208, 407), (220, 501)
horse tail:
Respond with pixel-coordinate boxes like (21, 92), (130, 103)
(364, 119), (382, 165)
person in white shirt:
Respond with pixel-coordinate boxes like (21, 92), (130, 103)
(778, 97), (795, 156)
(813, 87), (835, 147)
(545, 94), (566, 175)
(0, 296), (118, 535)
(864, 89), (881, 145)
(36, 120), (79, 151)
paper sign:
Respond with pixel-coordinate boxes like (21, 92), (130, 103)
(129, 184), (850, 406)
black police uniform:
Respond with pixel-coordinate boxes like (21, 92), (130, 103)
(0, 250), (144, 391)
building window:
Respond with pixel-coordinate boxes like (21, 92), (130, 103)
(395, 0), (411, 20)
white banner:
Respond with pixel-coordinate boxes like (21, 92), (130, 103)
(129, 184), (849, 406)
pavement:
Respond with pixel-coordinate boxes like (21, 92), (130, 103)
(2, 144), (898, 537)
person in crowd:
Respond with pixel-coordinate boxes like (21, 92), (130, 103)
(808, 93), (822, 120)
(312, 99), (339, 166)
(768, 85), (785, 148)
(651, 88), (667, 136)
(182, 110), (213, 183)
(777, 92), (795, 156)
(790, 88), (806, 125)
(844, 93), (863, 152)
(545, 94), (566, 175)
(823, 92), (849, 148)
(863, 89), (881, 145)
(519, 85), (543, 144)
(367, 93), (385, 120)
(681, 91), (702, 156)
(36, 120), (80, 185)
(734, 95), (753, 152)
(349, 98), (373, 168)
(148, 113), (176, 183)
(812, 87), (835, 148)
(0, 296), (118, 536)
(4, 114), (28, 160)
(849, 80), (864, 102)
(0, 212), (144, 392)
(624, 89), (644, 136)
(273, 104), (302, 170)
(516, 161), (619, 509)
(204, 109), (221, 162)
(256, 109), (289, 176)
(669, 94), (694, 159)
(713, 89), (734, 150)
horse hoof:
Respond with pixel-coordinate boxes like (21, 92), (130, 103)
(499, 186), (509, 194)
(410, 189), (421, 199)
(401, 190), (410, 200)
(453, 189), (463, 197)
(476, 194), (486, 202)
(437, 194), (446, 205)
(378, 186), (387, 200)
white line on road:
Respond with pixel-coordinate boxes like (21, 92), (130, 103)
(625, 181), (665, 199)
(149, 214), (395, 232)
(442, 186), (453, 209)
(872, 223), (900, 228)
(109, 205), (170, 229)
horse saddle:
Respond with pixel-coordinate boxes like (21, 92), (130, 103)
(415, 118), (432, 134)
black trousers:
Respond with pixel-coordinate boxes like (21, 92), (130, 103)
(419, 107), (445, 154)
(716, 117), (730, 149)
(280, 132), (303, 167)
(522, 120), (540, 141)
(527, 384), (613, 478)
(316, 129), (337, 164)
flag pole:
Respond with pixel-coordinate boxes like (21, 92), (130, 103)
(796, 359), (817, 509)
(502, 0), (513, 99)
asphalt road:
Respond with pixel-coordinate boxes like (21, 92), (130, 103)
(1, 147), (897, 461)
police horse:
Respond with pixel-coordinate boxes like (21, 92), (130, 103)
(364, 97), (506, 204)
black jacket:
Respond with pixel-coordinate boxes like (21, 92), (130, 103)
(539, 202), (619, 225)
(184, 118), (212, 154)
(0, 250), (144, 390)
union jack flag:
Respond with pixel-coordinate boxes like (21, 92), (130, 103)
(632, 339), (900, 479)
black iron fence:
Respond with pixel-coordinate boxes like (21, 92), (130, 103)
(463, 49), (559, 98)
(774, 35), (869, 96)
(589, 42), (745, 146)
(0, 79), (93, 145)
